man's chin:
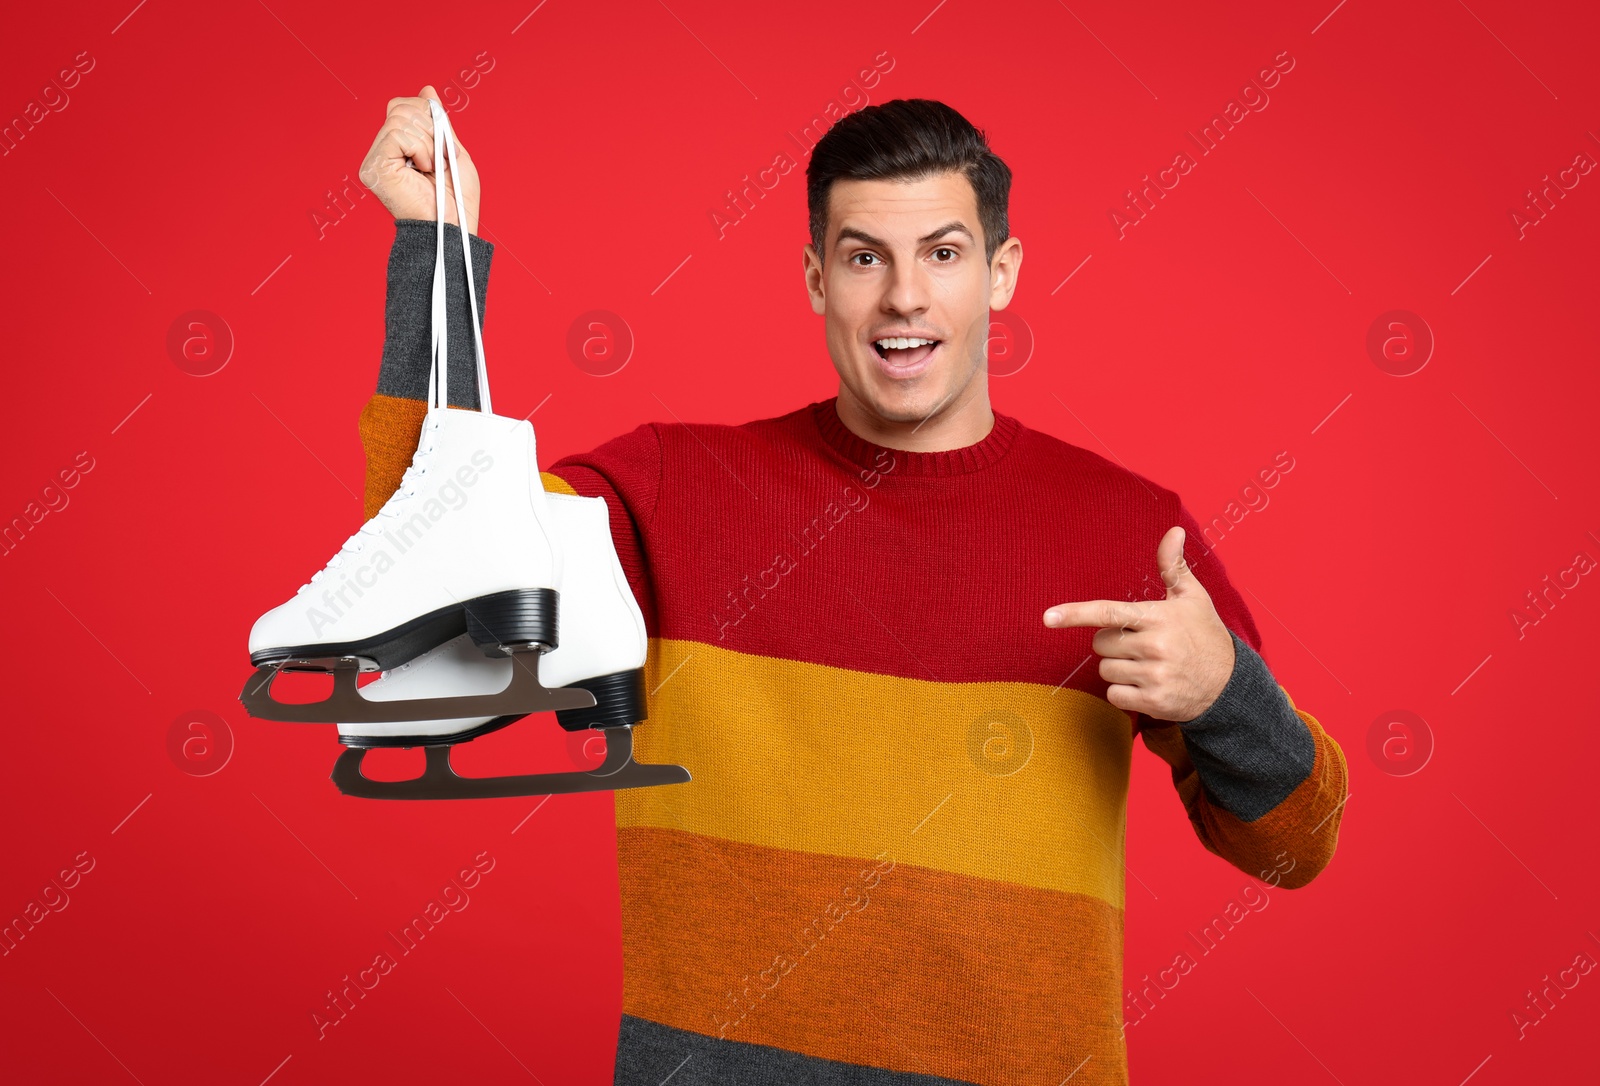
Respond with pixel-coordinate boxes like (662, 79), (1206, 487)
(856, 377), (951, 426)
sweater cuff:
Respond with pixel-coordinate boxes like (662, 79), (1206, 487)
(378, 219), (493, 409)
(1176, 630), (1316, 822)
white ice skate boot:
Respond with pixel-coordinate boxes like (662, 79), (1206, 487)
(329, 493), (691, 799)
(239, 97), (595, 726)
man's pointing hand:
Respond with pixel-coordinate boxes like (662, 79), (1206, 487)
(1042, 527), (1236, 722)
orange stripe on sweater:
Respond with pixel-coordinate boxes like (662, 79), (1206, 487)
(1140, 690), (1345, 888)
(618, 825), (1129, 1086)
(358, 394), (429, 520)
(357, 395), (581, 518)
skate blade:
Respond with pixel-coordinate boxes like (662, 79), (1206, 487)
(238, 648), (596, 723)
(329, 726), (692, 800)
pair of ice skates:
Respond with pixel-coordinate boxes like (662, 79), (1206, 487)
(238, 100), (688, 801)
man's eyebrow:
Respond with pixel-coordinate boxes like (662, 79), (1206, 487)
(917, 221), (975, 245)
(834, 221), (976, 249)
(834, 226), (886, 248)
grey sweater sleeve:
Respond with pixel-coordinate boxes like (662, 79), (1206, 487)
(378, 219), (494, 409)
(1176, 631), (1317, 822)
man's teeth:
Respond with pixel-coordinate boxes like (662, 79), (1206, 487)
(875, 337), (937, 349)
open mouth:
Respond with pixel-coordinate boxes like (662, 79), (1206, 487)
(872, 337), (942, 368)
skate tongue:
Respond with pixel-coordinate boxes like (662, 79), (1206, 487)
(886, 342), (936, 367)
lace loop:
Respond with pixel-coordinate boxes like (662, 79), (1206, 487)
(425, 98), (492, 414)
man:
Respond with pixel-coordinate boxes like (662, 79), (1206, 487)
(356, 87), (1346, 1086)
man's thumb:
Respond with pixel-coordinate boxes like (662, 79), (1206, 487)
(1158, 526), (1198, 598)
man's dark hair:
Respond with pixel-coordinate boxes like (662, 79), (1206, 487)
(806, 98), (1012, 265)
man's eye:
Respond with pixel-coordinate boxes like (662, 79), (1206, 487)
(851, 252), (879, 266)
(933, 247), (957, 262)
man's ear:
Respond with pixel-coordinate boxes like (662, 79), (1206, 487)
(988, 236), (1024, 311)
(804, 243), (826, 315)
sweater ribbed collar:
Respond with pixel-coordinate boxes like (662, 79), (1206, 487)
(810, 396), (1020, 478)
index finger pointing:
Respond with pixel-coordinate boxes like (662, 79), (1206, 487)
(1044, 600), (1152, 630)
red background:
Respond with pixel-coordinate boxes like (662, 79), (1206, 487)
(3, 0), (1597, 1082)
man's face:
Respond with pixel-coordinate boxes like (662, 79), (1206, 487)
(804, 170), (1021, 428)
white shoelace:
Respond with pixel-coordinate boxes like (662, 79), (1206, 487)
(426, 98), (492, 414)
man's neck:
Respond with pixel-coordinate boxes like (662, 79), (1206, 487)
(834, 382), (995, 453)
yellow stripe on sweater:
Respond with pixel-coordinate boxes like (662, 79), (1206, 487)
(619, 637), (1134, 909)
(540, 471), (578, 495)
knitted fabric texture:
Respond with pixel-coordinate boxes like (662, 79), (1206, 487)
(356, 221), (1348, 1085)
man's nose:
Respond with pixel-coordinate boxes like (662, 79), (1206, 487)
(881, 257), (932, 315)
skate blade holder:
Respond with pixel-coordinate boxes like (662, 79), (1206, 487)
(331, 725), (692, 800)
(238, 645), (596, 723)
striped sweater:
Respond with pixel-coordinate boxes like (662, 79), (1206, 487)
(361, 221), (1348, 1085)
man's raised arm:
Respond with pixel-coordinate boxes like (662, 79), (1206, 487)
(354, 88), (662, 630)
(356, 86), (491, 518)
